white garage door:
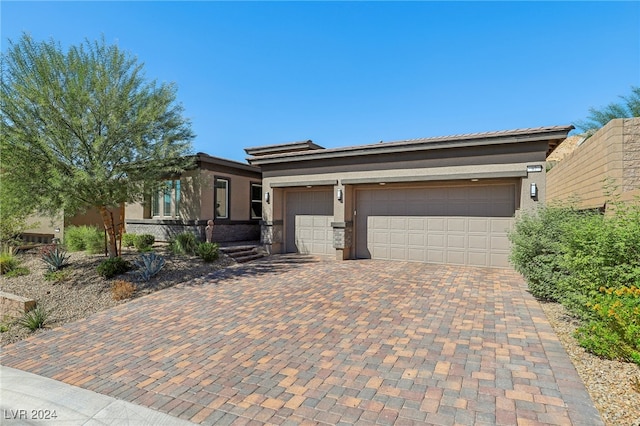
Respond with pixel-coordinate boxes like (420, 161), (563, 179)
(285, 190), (333, 255)
(356, 184), (515, 267)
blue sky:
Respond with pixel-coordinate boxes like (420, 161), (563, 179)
(2, 1), (639, 162)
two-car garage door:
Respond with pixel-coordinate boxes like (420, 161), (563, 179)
(355, 184), (515, 268)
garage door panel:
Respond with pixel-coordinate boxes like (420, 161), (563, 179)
(468, 252), (489, 266)
(356, 185), (515, 267)
(287, 190), (333, 255)
(447, 218), (466, 232)
(428, 218), (446, 231)
(390, 232), (406, 245)
(469, 219), (489, 232)
(469, 234), (489, 249)
(446, 251), (466, 265)
(447, 234), (466, 249)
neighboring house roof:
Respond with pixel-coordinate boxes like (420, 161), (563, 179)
(546, 135), (585, 163)
(245, 125), (574, 165)
(244, 140), (324, 157)
(195, 152), (261, 173)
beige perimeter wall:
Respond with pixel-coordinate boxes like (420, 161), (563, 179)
(546, 118), (640, 209)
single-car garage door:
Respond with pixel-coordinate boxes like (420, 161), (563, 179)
(285, 189), (333, 255)
(356, 184), (515, 267)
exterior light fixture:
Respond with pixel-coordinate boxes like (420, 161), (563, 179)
(337, 188), (343, 201)
(527, 165), (543, 173)
(530, 183), (538, 198)
(264, 192), (270, 203)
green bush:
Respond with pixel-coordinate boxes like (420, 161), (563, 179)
(44, 269), (71, 283)
(0, 251), (19, 275)
(510, 201), (640, 365)
(169, 232), (198, 255)
(121, 233), (137, 248)
(4, 266), (29, 277)
(18, 305), (50, 331)
(134, 234), (155, 252)
(197, 242), (219, 262)
(64, 225), (105, 254)
(508, 206), (586, 301)
(97, 257), (131, 279)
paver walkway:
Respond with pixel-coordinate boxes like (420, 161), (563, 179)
(1, 256), (603, 425)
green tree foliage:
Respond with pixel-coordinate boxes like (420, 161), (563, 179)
(575, 86), (640, 135)
(0, 34), (195, 257)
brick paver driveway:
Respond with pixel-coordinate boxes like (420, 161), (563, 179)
(1, 256), (603, 425)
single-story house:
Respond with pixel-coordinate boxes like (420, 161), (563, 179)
(246, 125), (573, 268)
(126, 153), (262, 242)
(546, 118), (640, 210)
(21, 153), (262, 245)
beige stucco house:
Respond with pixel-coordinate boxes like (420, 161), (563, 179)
(126, 153), (262, 242)
(22, 153), (262, 245)
(246, 125), (573, 268)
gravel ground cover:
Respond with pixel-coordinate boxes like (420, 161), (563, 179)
(0, 245), (233, 346)
(1, 250), (639, 425)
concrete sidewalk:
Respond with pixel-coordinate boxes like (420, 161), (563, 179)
(0, 365), (196, 425)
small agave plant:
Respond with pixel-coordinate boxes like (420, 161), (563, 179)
(131, 252), (165, 282)
(41, 244), (70, 272)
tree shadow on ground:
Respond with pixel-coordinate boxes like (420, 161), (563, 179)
(179, 254), (324, 288)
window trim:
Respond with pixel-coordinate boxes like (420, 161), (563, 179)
(250, 182), (262, 220)
(214, 176), (230, 220)
(150, 179), (181, 219)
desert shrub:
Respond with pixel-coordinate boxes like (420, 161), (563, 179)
(40, 244), (70, 272)
(18, 305), (50, 331)
(575, 286), (640, 365)
(560, 205), (640, 318)
(169, 232), (198, 255)
(0, 250), (19, 275)
(4, 266), (29, 277)
(197, 242), (219, 262)
(509, 206), (586, 301)
(134, 234), (155, 252)
(44, 269), (71, 283)
(130, 252), (165, 281)
(97, 257), (131, 279)
(64, 225), (105, 254)
(111, 280), (136, 300)
(121, 233), (137, 248)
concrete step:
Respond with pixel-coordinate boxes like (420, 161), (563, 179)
(220, 245), (266, 263)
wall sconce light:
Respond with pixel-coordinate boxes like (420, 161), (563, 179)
(530, 183), (538, 198)
(337, 188), (343, 201)
(264, 192), (270, 203)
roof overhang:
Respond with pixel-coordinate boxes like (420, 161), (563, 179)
(246, 125), (574, 166)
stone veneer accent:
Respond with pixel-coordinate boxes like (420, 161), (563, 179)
(331, 221), (353, 249)
(126, 219), (259, 243)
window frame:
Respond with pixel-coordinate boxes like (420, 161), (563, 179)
(150, 179), (181, 219)
(250, 182), (262, 220)
(214, 176), (230, 220)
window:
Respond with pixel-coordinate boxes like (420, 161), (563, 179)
(250, 183), (262, 220)
(215, 178), (229, 219)
(163, 181), (173, 217)
(151, 179), (181, 218)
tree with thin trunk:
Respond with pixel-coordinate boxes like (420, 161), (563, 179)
(574, 86), (640, 136)
(1, 34), (195, 257)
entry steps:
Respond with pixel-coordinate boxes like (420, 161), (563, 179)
(219, 244), (266, 263)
